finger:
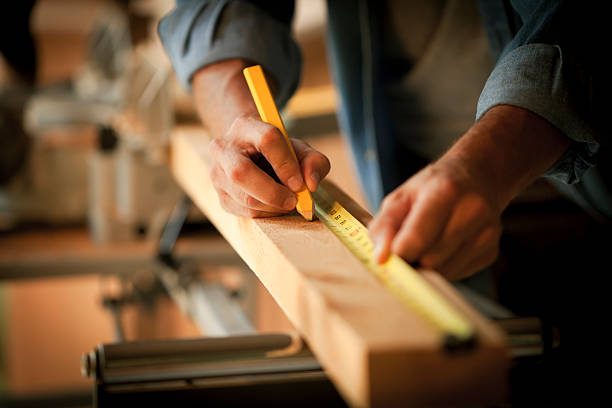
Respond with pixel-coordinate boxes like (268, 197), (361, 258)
(293, 139), (331, 192)
(223, 180), (294, 213)
(244, 118), (305, 193)
(436, 222), (501, 280)
(210, 138), (297, 211)
(210, 159), (291, 213)
(369, 190), (413, 264)
(419, 194), (491, 269)
(217, 190), (285, 218)
(390, 181), (456, 264)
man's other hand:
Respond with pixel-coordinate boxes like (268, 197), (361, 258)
(368, 104), (571, 280)
(368, 159), (502, 280)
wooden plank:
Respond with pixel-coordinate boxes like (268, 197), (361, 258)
(170, 126), (509, 407)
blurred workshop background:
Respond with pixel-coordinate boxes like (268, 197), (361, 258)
(0, 0), (607, 406)
(0, 0), (363, 405)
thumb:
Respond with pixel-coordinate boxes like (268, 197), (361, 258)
(292, 139), (331, 192)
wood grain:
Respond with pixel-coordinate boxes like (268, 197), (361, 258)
(170, 126), (509, 407)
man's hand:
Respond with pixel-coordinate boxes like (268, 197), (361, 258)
(369, 104), (571, 280)
(192, 60), (330, 218)
(369, 158), (502, 280)
(208, 114), (330, 218)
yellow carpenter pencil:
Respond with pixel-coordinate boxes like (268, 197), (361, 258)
(243, 65), (314, 221)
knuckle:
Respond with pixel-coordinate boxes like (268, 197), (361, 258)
(436, 176), (460, 198)
(381, 192), (400, 209)
(230, 113), (251, 131)
(380, 195), (393, 209)
(260, 127), (282, 148)
(468, 194), (488, 214)
(235, 112), (251, 125)
(478, 224), (502, 251)
(275, 159), (297, 177)
(228, 163), (247, 183)
(461, 194), (490, 220)
(227, 113), (258, 140)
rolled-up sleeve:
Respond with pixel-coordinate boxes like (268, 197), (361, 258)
(476, 2), (603, 184)
(158, 0), (301, 107)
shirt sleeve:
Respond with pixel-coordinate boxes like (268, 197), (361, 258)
(476, 2), (603, 184)
(157, 0), (301, 108)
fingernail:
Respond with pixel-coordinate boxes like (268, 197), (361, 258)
(284, 195), (297, 210)
(373, 239), (382, 261)
(287, 176), (304, 192)
(310, 172), (320, 190)
(373, 239), (388, 264)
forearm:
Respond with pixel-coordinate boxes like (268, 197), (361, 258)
(446, 104), (571, 211)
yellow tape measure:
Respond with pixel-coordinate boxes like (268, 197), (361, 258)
(243, 65), (475, 348)
(313, 188), (475, 348)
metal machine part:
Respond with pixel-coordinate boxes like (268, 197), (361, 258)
(96, 194), (255, 341)
(82, 334), (347, 407)
(496, 316), (559, 359)
(5, 1), (179, 235)
(155, 195), (255, 336)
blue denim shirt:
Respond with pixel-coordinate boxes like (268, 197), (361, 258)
(158, 0), (603, 210)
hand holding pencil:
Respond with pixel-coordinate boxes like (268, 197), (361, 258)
(195, 60), (329, 219)
(243, 65), (315, 220)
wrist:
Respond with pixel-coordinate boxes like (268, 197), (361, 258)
(442, 105), (571, 211)
(192, 59), (259, 139)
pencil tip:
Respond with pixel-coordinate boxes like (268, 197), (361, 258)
(296, 190), (314, 221)
(298, 209), (314, 221)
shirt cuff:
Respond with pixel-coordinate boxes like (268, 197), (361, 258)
(476, 43), (599, 184)
(158, 0), (301, 107)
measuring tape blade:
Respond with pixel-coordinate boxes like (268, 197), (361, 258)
(313, 187), (475, 349)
